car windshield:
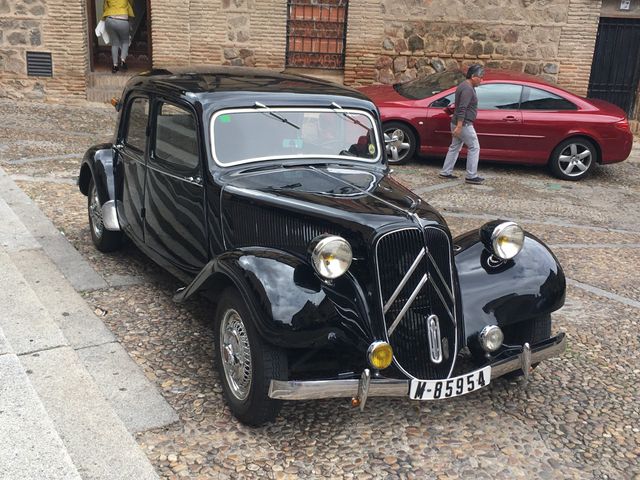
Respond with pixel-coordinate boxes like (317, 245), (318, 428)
(211, 107), (381, 166)
(395, 70), (466, 100)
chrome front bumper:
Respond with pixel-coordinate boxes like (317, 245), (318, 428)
(269, 333), (566, 401)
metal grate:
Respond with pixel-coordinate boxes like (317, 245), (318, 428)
(376, 227), (456, 380)
(224, 200), (340, 255)
(286, 0), (349, 69)
(26, 51), (53, 77)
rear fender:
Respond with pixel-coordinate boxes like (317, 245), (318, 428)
(78, 143), (115, 204)
(453, 230), (566, 345)
(174, 247), (375, 351)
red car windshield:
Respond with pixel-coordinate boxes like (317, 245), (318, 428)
(394, 70), (466, 100)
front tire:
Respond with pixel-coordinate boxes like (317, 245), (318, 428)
(383, 121), (417, 165)
(88, 178), (123, 252)
(214, 288), (287, 426)
(549, 138), (597, 181)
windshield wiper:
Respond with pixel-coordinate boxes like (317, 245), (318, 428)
(330, 102), (370, 132)
(254, 102), (300, 129)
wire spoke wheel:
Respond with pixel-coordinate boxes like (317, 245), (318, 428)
(220, 308), (253, 401)
(89, 181), (104, 239)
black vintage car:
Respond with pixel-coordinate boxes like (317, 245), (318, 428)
(79, 67), (567, 426)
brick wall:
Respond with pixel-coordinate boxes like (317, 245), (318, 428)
(343, 0), (384, 86)
(0, 0), (87, 100)
(557, 0), (603, 95)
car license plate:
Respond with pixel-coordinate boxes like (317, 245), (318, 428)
(409, 366), (491, 400)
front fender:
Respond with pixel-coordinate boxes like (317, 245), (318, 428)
(175, 247), (375, 351)
(454, 230), (565, 345)
(78, 143), (115, 205)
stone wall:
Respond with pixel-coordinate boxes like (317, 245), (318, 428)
(347, 0), (573, 87)
(0, 0), (88, 100)
(151, 0), (286, 70)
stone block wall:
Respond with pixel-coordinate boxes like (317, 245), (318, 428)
(346, 0), (576, 87)
(0, 0), (88, 100)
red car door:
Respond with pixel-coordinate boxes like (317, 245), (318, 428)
(473, 83), (524, 162)
(425, 83), (525, 162)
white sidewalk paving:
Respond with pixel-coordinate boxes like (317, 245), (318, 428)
(0, 167), (178, 479)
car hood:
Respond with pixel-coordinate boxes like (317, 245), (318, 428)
(358, 84), (413, 106)
(219, 164), (447, 249)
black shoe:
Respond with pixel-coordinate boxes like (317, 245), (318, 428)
(120, 61), (128, 71)
(438, 173), (458, 179)
(111, 65), (118, 74)
(465, 176), (485, 185)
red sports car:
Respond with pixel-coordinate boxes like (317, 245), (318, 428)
(360, 69), (633, 180)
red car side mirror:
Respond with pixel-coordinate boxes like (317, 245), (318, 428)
(445, 104), (455, 115)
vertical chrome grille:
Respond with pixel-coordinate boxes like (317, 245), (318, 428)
(376, 227), (456, 380)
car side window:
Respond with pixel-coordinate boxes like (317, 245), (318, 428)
(124, 97), (149, 151)
(431, 93), (455, 108)
(520, 86), (577, 110)
(154, 102), (199, 171)
(476, 84), (522, 110)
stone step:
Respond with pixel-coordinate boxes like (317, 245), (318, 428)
(0, 247), (159, 479)
(0, 167), (178, 477)
(0, 349), (82, 480)
(87, 70), (139, 103)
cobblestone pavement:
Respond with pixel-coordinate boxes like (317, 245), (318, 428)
(1, 98), (639, 480)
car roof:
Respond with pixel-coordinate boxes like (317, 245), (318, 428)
(124, 66), (373, 107)
(480, 68), (557, 88)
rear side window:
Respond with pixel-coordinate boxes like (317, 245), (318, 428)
(154, 102), (199, 170)
(520, 86), (577, 110)
(124, 97), (149, 151)
(476, 84), (522, 110)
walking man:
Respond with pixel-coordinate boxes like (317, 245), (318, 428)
(439, 64), (485, 184)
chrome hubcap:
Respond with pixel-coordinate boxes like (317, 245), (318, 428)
(385, 128), (411, 162)
(558, 143), (592, 177)
(220, 308), (252, 400)
(89, 184), (104, 238)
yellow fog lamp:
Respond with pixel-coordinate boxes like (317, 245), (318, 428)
(368, 341), (393, 370)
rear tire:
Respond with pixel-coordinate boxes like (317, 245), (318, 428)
(88, 178), (123, 252)
(214, 288), (287, 426)
(549, 138), (597, 181)
(383, 121), (417, 165)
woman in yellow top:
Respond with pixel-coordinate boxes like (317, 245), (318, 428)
(102, 0), (135, 73)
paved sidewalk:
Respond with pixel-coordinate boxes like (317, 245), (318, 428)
(0, 167), (177, 479)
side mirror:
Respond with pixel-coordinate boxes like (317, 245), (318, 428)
(445, 104), (455, 115)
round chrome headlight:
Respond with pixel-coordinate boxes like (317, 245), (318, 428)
(479, 325), (504, 352)
(310, 235), (352, 280)
(491, 221), (524, 260)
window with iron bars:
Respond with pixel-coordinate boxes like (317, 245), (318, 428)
(286, 0), (349, 69)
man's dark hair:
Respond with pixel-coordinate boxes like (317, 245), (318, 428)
(466, 64), (485, 79)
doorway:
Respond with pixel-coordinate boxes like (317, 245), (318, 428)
(588, 17), (640, 117)
(88, 0), (152, 71)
